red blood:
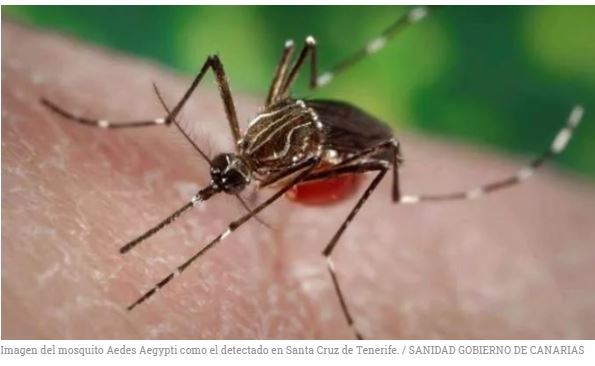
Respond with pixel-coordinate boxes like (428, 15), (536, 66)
(286, 174), (363, 205)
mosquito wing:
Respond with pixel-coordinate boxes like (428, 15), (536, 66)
(306, 99), (395, 155)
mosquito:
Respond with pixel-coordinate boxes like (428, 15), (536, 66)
(41, 6), (584, 339)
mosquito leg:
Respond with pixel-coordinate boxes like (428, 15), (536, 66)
(127, 157), (320, 310)
(164, 55), (242, 146)
(273, 5), (430, 96)
(398, 105), (584, 204)
(261, 39), (314, 105)
(281, 153), (393, 340)
(270, 7), (430, 98)
(322, 168), (388, 340)
(120, 185), (219, 254)
(41, 98), (168, 128)
(42, 55), (241, 145)
(275, 36), (319, 101)
(314, 6), (430, 89)
(266, 39), (296, 107)
(263, 6), (430, 95)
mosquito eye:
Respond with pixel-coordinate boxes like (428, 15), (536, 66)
(222, 168), (247, 192)
(211, 154), (229, 171)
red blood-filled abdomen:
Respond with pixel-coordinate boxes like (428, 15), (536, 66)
(285, 174), (363, 205)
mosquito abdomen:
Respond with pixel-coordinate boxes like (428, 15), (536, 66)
(285, 173), (363, 205)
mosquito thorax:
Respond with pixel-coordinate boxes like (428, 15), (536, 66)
(209, 153), (252, 194)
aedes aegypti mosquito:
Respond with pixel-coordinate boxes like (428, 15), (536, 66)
(41, 6), (584, 339)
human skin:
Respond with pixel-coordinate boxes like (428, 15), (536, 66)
(2, 21), (595, 340)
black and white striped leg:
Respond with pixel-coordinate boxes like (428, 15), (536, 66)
(164, 55), (242, 145)
(43, 56), (241, 147)
(268, 6), (429, 100)
(266, 39), (296, 107)
(41, 98), (169, 128)
(314, 6), (429, 89)
(127, 157), (320, 311)
(323, 168), (388, 340)
(283, 36), (319, 92)
(268, 36), (319, 104)
(398, 105), (584, 204)
(120, 185), (219, 254)
(294, 159), (393, 339)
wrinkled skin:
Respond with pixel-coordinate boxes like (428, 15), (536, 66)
(2, 22), (595, 339)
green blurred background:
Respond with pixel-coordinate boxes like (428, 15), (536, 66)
(5, 6), (594, 178)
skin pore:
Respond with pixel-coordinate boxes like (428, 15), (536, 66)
(3, 21), (595, 339)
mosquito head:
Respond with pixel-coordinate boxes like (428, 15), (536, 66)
(209, 153), (252, 194)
